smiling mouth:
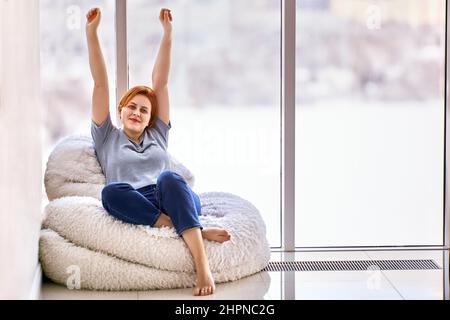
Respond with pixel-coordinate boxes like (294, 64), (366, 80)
(130, 119), (141, 123)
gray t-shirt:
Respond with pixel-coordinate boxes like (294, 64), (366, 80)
(91, 114), (172, 189)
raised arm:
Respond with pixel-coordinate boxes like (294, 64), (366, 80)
(151, 9), (173, 126)
(86, 8), (110, 126)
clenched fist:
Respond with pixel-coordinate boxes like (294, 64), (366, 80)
(86, 8), (101, 34)
(159, 8), (173, 34)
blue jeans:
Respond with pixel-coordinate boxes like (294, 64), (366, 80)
(101, 170), (203, 236)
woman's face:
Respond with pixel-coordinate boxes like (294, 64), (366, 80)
(120, 94), (152, 135)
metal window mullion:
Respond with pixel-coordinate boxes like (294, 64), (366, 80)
(444, 0), (450, 248)
(282, 0), (296, 252)
(444, 0), (449, 301)
(115, 0), (128, 126)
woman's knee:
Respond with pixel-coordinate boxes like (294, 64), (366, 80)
(157, 170), (185, 190)
(101, 183), (132, 202)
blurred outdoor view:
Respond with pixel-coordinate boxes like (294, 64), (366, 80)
(295, 0), (445, 246)
(40, 0), (446, 248)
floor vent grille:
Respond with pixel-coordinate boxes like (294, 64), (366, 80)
(263, 259), (441, 272)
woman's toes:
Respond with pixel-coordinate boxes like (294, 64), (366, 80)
(220, 231), (231, 242)
(194, 286), (213, 296)
(193, 287), (201, 296)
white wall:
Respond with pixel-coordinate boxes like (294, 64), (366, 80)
(0, 0), (42, 299)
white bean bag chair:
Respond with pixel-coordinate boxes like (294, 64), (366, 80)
(40, 135), (270, 291)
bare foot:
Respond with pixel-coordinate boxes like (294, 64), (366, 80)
(202, 228), (231, 243)
(193, 267), (215, 296)
(153, 213), (173, 228)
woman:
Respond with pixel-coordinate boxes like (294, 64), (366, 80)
(85, 7), (230, 296)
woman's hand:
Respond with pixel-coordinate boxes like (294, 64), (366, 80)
(159, 8), (173, 34)
(86, 7), (101, 35)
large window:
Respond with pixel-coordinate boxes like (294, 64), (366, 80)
(128, 0), (282, 246)
(40, 0), (116, 206)
(295, 0), (446, 247)
(40, 0), (447, 249)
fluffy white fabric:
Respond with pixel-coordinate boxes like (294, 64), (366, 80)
(40, 229), (199, 291)
(40, 135), (270, 291)
(40, 230), (271, 292)
(42, 192), (270, 274)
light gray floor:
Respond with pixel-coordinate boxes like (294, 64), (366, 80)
(40, 250), (448, 300)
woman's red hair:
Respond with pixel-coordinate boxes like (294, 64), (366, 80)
(118, 86), (158, 128)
